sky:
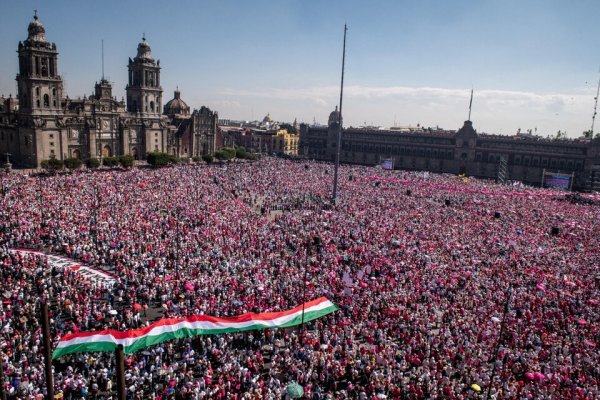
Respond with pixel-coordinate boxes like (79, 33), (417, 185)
(1, 0), (599, 137)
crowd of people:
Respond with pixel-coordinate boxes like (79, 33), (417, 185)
(0, 157), (598, 399)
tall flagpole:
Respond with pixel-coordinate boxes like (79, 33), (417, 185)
(591, 67), (600, 134)
(468, 88), (473, 121)
(41, 303), (54, 400)
(101, 39), (105, 80)
(332, 24), (347, 204)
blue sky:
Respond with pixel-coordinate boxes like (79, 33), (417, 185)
(1, 0), (599, 136)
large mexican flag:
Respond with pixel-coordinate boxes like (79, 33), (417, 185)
(53, 297), (337, 359)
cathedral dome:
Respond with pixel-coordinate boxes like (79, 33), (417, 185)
(27, 13), (47, 43)
(262, 113), (273, 123)
(136, 36), (153, 60)
(328, 106), (342, 126)
(164, 90), (190, 117)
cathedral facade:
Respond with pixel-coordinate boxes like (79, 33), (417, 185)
(300, 108), (600, 191)
(0, 14), (218, 167)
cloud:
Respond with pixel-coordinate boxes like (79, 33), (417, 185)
(217, 85), (595, 136)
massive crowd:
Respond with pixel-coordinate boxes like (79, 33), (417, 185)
(0, 158), (598, 399)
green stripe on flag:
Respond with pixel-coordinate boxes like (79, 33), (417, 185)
(53, 303), (337, 359)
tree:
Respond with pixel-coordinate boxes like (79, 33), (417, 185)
(214, 150), (226, 160)
(202, 154), (213, 164)
(118, 155), (135, 168)
(146, 152), (178, 167)
(236, 148), (249, 159)
(582, 130), (593, 139)
(221, 147), (236, 160)
(279, 123), (297, 134)
(40, 158), (64, 173)
(102, 156), (119, 167)
(86, 158), (100, 169)
(63, 157), (83, 170)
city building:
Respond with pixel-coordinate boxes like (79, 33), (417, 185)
(300, 107), (600, 191)
(271, 129), (299, 156)
(0, 13), (218, 167)
(163, 89), (219, 158)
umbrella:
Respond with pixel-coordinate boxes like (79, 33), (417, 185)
(133, 303), (142, 311)
(286, 382), (304, 398)
(491, 317), (501, 323)
(470, 384), (481, 392)
(108, 310), (118, 315)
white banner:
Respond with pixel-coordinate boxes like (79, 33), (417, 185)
(8, 248), (116, 286)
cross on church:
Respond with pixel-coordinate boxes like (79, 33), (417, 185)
(34, 10), (38, 19)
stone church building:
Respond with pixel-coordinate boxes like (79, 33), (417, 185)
(0, 13), (218, 167)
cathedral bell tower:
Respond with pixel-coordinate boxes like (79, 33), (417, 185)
(126, 36), (162, 115)
(16, 11), (64, 114)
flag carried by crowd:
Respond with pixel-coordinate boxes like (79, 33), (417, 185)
(52, 297), (337, 359)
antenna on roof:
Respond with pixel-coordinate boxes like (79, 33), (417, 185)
(101, 39), (105, 80)
(468, 88), (473, 121)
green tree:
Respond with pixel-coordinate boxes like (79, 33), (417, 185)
(279, 123), (297, 134)
(64, 157), (83, 170)
(235, 148), (249, 159)
(582, 130), (593, 139)
(102, 156), (119, 167)
(40, 158), (64, 172)
(221, 147), (236, 160)
(118, 154), (135, 168)
(86, 158), (100, 169)
(146, 152), (178, 167)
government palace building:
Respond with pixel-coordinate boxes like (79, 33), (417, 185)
(300, 108), (600, 191)
(0, 13), (218, 167)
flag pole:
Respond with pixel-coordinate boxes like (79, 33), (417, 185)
(41, 303), (54, 400)
(468, 88), (473, 121)
(332, 24), (348, 204)
(115, 345), (126, 400)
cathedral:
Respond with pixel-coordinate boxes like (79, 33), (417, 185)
(0, 13), (218, 167)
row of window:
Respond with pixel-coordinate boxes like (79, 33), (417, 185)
(483, 153), (584, 170)
(341, 142), (454, 159)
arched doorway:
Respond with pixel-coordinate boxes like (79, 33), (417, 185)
(131, 148), (138, 160)
(102, 145), (112, 158)
(72, 149), (81, 160)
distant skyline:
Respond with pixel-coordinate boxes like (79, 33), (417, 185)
(1, 0), (599, 137)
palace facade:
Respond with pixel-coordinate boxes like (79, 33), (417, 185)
(0, 13), (218, 167)
(300, 108), (600, 191)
